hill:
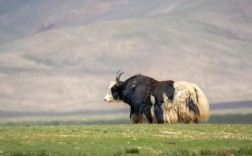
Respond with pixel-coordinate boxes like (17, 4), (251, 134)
(0, 0), (252, 116)
(1, 0), (251, 44)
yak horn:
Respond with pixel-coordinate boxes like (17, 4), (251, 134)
(116, 70), (124, 82)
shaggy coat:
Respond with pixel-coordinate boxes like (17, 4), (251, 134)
(104, 73), (209, 124)
(154, 81), (209, 123)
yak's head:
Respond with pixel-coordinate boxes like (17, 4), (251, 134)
(104, 70), (124, 103)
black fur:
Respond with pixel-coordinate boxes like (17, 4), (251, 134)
(110, 74), (175, 123)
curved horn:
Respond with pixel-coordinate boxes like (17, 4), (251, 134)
(116, 70), (124, 82)
(116, 69), (121, 76)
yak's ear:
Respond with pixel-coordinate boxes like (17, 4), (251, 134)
(113, 82), (124, 92)
(116, 81), (124, 88)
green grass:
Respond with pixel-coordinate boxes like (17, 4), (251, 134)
(0, 124), (251, 156)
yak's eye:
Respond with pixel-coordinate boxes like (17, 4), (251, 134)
(112, 90), (119, 99)
(111, 86), (117, 92)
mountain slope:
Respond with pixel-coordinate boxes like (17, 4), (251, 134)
(0, 0), (251, 44)
(0, 0), (252, 113)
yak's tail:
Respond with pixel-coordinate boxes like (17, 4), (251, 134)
(194, 85), (209, 121)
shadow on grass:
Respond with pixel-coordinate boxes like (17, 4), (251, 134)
(162, 147), (252, 156)
(1, 114), (252, 126)
(8, 147), (252, 156)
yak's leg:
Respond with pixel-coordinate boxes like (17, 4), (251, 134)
(143, 107), (153, 124)
(130, 108), (138, 124)
(131, 107), (150, 124)
(154, 102), (164, 124)
(184, 121), (190, 124)
(143, 100), (153, 123)
(194, 118), (199, 124)
(130, 113), (136, 124)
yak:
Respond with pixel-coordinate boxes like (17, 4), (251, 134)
(104, 71), (209, 124)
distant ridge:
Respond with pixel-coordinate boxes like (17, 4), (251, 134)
(0, 109), (128, 118)
(210, 101), (252, 110)
(1, 101), (251, 118)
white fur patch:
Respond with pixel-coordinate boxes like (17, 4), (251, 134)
(104, 81), (122, 103)
(150, 95), (155, 105)
(150, 95), (155, 120)
(175, 91), (181, 100)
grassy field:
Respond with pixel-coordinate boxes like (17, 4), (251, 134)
(0, 124), (251, 156)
